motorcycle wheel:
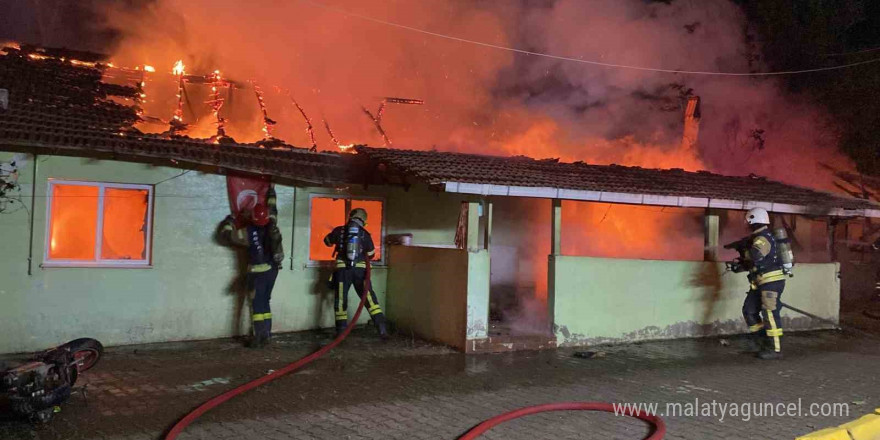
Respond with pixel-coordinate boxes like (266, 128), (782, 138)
(61, 338), (104, 372)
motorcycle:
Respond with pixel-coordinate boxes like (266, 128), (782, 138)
(0, 338), (103, 423)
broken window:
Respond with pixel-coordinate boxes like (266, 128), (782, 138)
(45, 181), (153, 267)
(309, 195), (384, 264)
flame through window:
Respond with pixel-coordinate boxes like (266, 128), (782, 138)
(309, 196), (384, 263)
(46, 181), (153, 266)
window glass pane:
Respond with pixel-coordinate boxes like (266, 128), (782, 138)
(102, 188), (149, 260)
(49, 184), (98, 260)
(310, 197), (345, 261)
(351, 199), (383, 260)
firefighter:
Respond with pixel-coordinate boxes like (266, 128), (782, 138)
(323, 208), (388, 339)
(220, 186), (284, 348)
(739, 207), (786, 360)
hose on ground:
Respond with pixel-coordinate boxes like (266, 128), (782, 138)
(164, 260), (666, 439)
(457, 402), (666, 440)
(163, 262), (372, 440)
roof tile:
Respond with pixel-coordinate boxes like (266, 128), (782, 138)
(358, 146), (877, 212)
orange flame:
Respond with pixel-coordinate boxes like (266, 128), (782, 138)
(172, 60), (185, 76)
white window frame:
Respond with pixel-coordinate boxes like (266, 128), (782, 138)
(43, 179), (154, 268)
(307, 193), (386, 267)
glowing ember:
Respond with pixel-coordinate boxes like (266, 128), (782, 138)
(251, 81), (275, 139)
(171, 60), (187, 127)
(338, 144), (355, 152)
(323, 118), (341, 150)
(278, 88), (318, 150)
(363, 97), (424, 147)
(143, 65), (156, 73)
(383, 97), (425, 106)
(69, 59), (98, 68)
(362, 106), (391, 146)
(207, 70), (228, 140)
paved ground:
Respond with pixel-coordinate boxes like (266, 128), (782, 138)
(2, 321), (879, 440)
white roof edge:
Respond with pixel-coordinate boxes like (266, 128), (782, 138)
(440, 182), (880, 218)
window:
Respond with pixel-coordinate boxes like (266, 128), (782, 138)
(309, 195), (384, 264)
(44, 180), (153, 267)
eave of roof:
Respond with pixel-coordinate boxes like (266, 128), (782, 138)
(358, 146), (880, 218)
(442, 181), (880, 218)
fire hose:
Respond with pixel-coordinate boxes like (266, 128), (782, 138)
(164, 260), (666, 440)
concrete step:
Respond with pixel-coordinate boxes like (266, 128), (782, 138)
(465, 334), (557, 353)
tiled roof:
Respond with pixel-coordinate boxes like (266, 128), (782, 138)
(358, 147), (879, 214)
(2, 45), (877, 215)
(0, 46), (353, 186)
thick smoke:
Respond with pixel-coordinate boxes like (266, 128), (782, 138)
(98, 0), (853, 190)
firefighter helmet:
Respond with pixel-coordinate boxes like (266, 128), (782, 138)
(745, 207), (770, 226)
(251, 204), (270, 226)
(349, 208), (367, 224)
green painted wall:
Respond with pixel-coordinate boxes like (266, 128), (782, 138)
(10, 151), (842, 354)
(466, 249), (490, 340)
(0, 153), (474, 353)
(552, 256), (840, 346)
(386, 246), (468, 349)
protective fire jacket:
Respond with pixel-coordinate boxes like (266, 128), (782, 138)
(323, 219), (376, 269)
(746, 226), (785, 286)
(220, 187), (284, 273)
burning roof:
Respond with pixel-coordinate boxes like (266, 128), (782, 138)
(0, 44), (877, 216)
(358, 147), (880, 216)
(0, 45), (354, 186)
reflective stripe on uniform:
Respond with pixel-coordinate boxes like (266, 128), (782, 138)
(748, 323), (764, 333)
(364, 289), (382, 315)
(766, 313), (782, 352)
(336, 282), (348, 320)
(756, 270), (785, 285)
(335, 260), (367, 268)
(752, 236), (772, 258)
(248, 263), (273, 273)
(253, 313), (271, 322)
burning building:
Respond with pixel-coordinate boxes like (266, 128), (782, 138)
(1, 44), (878, 354)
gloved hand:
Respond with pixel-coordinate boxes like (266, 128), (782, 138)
(273, 252), (284, 264)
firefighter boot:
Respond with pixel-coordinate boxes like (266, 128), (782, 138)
(745, 329), (766, 353)
(335, 319), (348, 337)
(757, 347), (783, 360)
(248, 321), (267, 349)
(263, 318), (273, 346)
(372, 313), (389, 340)
(757, 336), (782, 360)
(247, 335), (266, 349)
